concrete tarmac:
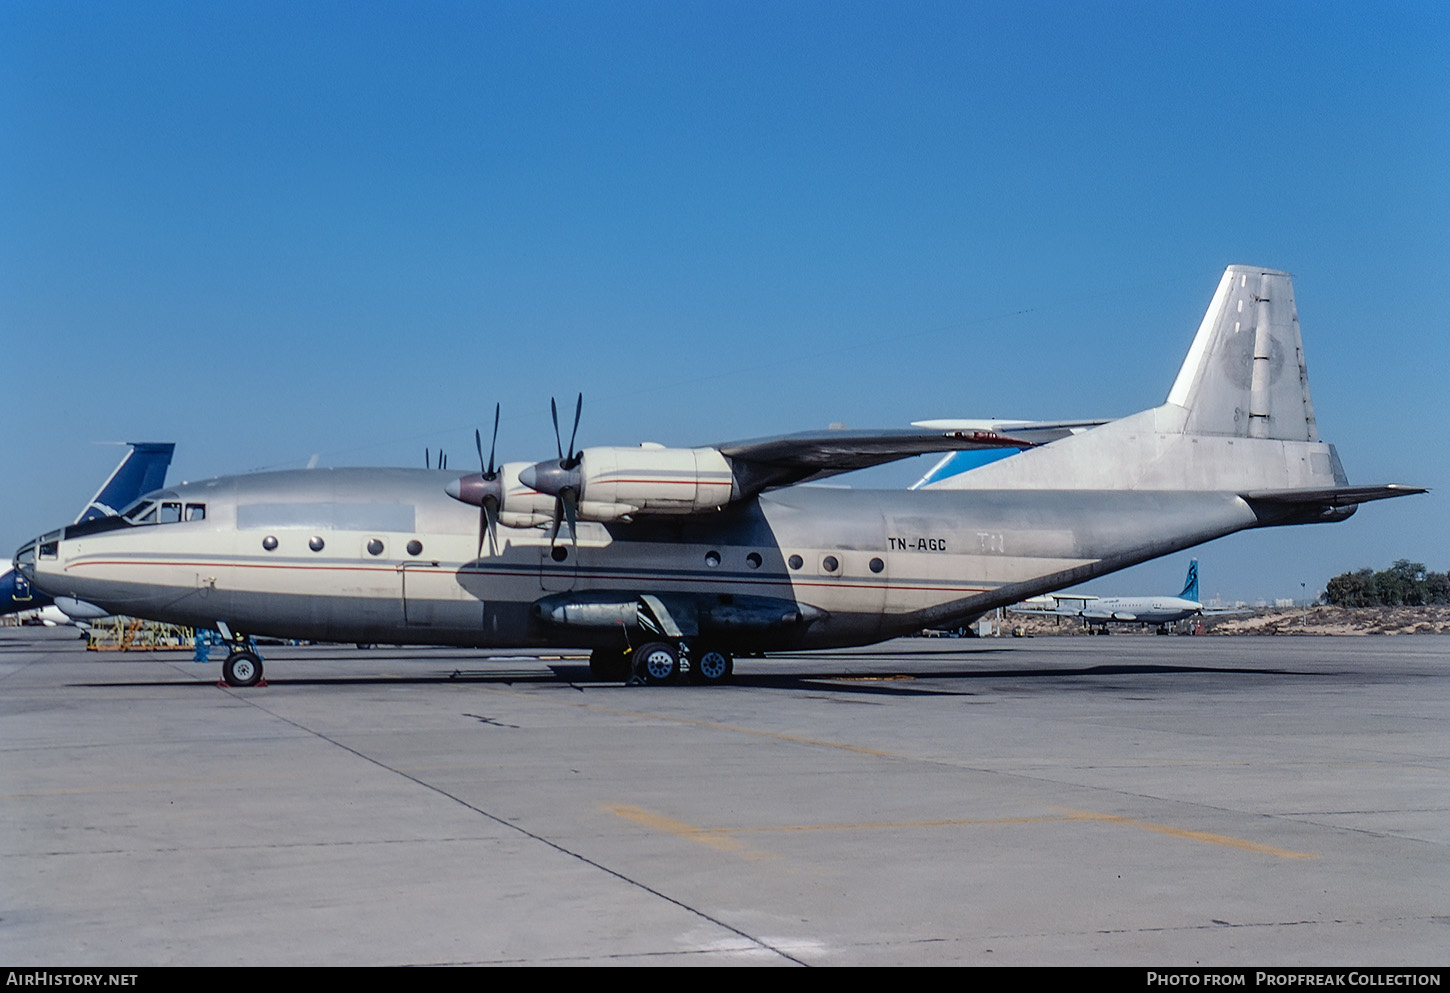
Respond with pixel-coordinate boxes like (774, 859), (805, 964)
(1, 628), (1446, 966)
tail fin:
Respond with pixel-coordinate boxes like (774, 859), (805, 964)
(924, 266), (1351, 494)
(1167, 267), (1317, 441)
(1179, 559), (1199, 601)
(75, 442), (175, 522)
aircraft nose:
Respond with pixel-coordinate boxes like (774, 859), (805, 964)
(13, 537), (39, 580)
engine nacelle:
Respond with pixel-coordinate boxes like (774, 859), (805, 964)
(521, 444), (737, 522)
(578, 444), (735, 516)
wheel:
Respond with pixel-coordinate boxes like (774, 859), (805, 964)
(633, 641), (680, 685)
(223, 650), (263, 687)
(689, 646), (733, 684)
(589, 648), (630, 680)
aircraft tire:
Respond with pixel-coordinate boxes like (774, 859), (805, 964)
(689, 647), (733, 684)
(589, 648), (630, 681)
(223, 650), (263, 687)
(634, 642), (680, 685)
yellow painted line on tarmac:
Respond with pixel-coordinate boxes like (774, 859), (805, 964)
(1051, 806), (1319, 859)
(604, 804), (775, 860)
(605, 803), (1318, 861)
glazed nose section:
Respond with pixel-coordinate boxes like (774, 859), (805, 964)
(13, 534), (49, 581)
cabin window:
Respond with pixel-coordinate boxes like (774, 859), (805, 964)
(821, 555), (840, 574)
(308, 536), (325, 552)
(366, 538), (384, 556)
(160, 502), (182, 524)
(185, 504), (206, 521)
(869, 557), (884, 574)
(406, 540), (423, 556)
(746, 552), (762, 569)
(262, 536), (278, 551)
(788, 554), (803, 570)
(704, 551), (721, 568)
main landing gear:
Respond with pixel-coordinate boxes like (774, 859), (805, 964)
(589, 642), (735, 686)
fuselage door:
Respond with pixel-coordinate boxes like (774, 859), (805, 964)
(399, 560), (442, 627)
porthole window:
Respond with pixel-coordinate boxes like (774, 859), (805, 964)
(869, 557), (885, 573)
(788, 554), (803, 570)
(704, 550), (721, 568)
(262, 535), (278, 552)
(308, 536), (325, 552)
(551, 545), (568, 562)
(366, 539), (384, 556)
(406, 540), (423, 556)
(822, 555), (840, 573)
(746, 552), (762, 569)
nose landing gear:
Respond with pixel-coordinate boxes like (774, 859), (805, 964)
(215, 624), (265, 687)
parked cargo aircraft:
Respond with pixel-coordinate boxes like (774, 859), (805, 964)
(2, 442), (174, 621)
(14, 267), (1422, 686)
(1011, 559), (1248, 632)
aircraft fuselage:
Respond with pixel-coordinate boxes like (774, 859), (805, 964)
(15, 467), (1271, 654)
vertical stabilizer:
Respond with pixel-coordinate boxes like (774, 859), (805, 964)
(925, 266), (1346, 493)
(1166, 266), (1317, 441)
(75, 443), (176, 522)
(1179, 559), (1199, 601)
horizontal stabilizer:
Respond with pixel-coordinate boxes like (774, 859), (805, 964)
(1243, 484), (1427, 507)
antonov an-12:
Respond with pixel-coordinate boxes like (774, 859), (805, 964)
(14, 267), (1422, 686)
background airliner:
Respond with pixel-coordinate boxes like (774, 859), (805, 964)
(1012, 559), (1249, 632)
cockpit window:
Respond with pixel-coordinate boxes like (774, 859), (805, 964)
(119, 496), (204, 526)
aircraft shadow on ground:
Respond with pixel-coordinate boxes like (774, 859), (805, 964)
(67, 658), (1304, 697)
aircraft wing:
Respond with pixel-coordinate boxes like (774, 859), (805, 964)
(716, 427), (1035, 495)
(1009, 604), (1086, 619)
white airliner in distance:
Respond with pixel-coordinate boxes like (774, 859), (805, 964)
(14, 266), (1424, 687)
(1012, 559), (1249, 632)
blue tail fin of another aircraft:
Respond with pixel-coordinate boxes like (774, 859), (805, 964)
(75, 443), (175, 523)
(1179, 559), (1199, 601)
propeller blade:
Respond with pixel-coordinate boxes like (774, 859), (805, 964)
(551, 397), (563, 461)
(483, 495), (499, 555)
(565, 393), (582, 467)
(562, 487), (578, 550)
(425, 447), (431, 470)
(486, 403), (499, 477)
(548, 496), (564, 549)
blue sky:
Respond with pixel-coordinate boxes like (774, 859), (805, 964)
(3, 1), (1445, 603)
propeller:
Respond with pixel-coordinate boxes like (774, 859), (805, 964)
(443, 403), (504, 558)
(474, 404), (501, 555)
(521, 393), (584, 551)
